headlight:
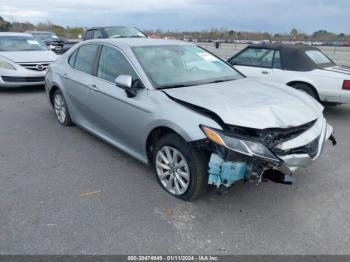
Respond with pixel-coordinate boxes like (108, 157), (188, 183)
(0, 60), (16, 70)
(49, 45), (56, 50)
(201, 126), (279, 162)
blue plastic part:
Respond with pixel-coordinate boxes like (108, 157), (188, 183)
(208, 153), (247, 188)
(221, 162), (247, 187)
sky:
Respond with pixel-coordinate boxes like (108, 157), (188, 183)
(0, 0), (349, 34)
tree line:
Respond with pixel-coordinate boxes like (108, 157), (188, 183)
(0, 16), (349, 42)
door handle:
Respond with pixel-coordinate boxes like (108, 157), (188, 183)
(63, 73), (68, 78)
(89, 84), (99, 91)
(262, 71), (269, 75)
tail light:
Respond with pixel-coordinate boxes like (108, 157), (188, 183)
(343, 80), (350, 90)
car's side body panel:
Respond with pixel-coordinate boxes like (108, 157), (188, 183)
(234, 65), (272, 80)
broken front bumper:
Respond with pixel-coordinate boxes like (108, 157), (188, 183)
(202, 116), (335, 187)
(275, 116), (334, 173)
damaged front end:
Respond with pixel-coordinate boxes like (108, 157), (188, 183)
(194, 116), (336, 189)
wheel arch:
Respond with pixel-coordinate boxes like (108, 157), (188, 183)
(145, 126), (189, 163)
(49, 85), (60, 107)
(286, 80), (320, 101)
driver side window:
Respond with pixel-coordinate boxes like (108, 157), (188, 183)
(230, 48), (274, 68)
(97, 45), (139, 85)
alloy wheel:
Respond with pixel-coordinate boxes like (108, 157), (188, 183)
(54, 93), (67, 124)
(155, 146), (190, 195)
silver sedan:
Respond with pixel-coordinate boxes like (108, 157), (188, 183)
(45, 38), (335, 201)
(0, 32), (57, 88)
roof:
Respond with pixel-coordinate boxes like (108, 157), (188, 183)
(86, 26), (135, 30)
(247, 43), (319, 51)
(0, 32), (33, 37)
(88, 38), (191, 47)
(245, 43), (334, 71)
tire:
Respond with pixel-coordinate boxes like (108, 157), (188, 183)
(53, 89), (73, 126)
(291, 83), (318, 101)
(152, 133), (209, 201)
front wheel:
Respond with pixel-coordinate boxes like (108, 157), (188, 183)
(153, 133), (209, 201)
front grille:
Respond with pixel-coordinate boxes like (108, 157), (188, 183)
(274, 137), (320, 158)
(1, 76), (45, 83)
(227, 120), (316, 148)
(19, 63), (51, 71)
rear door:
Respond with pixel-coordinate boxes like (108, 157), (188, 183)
(229, 47), (274, 79)
(61, 44), (100, 128)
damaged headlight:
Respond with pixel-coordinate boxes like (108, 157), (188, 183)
(201, 126), (279, 162)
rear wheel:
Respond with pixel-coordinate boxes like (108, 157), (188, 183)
(152, 133), (209, 201)
(290, 83), (318, 101)
(53, 89), (72, 126)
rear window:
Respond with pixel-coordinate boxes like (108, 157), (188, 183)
(74, 45), (98, 74)
(305, 50), (332, 65)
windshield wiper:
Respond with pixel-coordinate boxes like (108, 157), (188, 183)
(158, 84), (192, 89)
(205, 79), (236, 84)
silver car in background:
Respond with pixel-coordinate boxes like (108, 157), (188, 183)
(45, 38), (335, 201)
(0, 32), (57, 88)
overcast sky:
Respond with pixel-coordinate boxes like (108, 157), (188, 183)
(0, 0), (349, 33)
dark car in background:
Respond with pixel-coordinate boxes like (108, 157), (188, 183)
(27, 31), (69, 54)
(82, 26), (146, 40)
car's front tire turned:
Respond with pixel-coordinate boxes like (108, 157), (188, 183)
(53, 89), (72, 126)
(152, 133), (209, 201)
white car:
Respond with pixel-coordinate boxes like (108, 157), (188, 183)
(0, 32), (57, 89)
(228, 44), (350, 105)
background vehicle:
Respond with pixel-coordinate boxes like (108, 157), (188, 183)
(28, 31), (68, 54)
(82, 26), (147, 40)
(0, 32), (57, 88)
(228, 44), (350, 105)
(45, 39), (334, 200)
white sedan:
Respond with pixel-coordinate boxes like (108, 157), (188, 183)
(0, 32), (57, 89)
(228, 44), (350, 105)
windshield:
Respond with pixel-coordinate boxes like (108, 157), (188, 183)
(305, 50), (334, 65)
(32, 32), (59, 41)
(105, 27), (146, 38)
(132, 45), (243, 89)
(0, 36), (48, 51)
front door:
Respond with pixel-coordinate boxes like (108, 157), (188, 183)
(229, 47), (275, 80)
(88, 45), (152, 156)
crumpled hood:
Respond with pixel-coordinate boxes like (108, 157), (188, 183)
(164, 78), (323, 129)
(0, 51), (58, 63)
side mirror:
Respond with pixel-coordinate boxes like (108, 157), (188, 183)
(115, 75), (137, 98)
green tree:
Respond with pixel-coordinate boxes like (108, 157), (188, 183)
(0, 16), (11, 31)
